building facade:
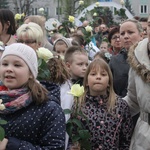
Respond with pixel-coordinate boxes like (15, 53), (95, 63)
(8, 0), (150, 22)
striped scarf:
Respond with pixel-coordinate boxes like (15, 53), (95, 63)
(0, 88), (32, 114)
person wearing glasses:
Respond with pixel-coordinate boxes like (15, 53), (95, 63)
(109, 19), (143, 98)
(107, 26), (122, 55)
(109, 19), (143, 131)
(16, 22), (43, 51)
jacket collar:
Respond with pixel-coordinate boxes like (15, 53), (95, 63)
(128, 38), (150, 83)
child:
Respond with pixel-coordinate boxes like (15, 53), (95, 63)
(94, 51), (112, 63)
(64, 46), (89, 85)
(47, 56), (74, 149)
(79, 58), (133, 149)
(53, 37), (72, 57)
(99, 41), (109, 52)
(0, 43), (65, 149)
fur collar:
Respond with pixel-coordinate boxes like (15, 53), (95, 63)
(127, 39), (150, 83)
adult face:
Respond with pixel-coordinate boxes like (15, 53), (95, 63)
(140, 21), (148, 39)
(100, 24), (108, 33)
(17, 34), (41, 51)
(120, 21), (142, 51)
(110, 32), (122, 50)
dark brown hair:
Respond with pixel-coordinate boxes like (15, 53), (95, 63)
(0, 9), (16, 35)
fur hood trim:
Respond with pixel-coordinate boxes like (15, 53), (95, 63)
(128, 40), (150, 83)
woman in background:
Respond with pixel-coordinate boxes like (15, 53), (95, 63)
(0, 9), (16, 46)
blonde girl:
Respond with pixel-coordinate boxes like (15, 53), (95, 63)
(80, 58), (133, 149)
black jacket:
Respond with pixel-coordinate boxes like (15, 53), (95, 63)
(109, 49), (130, 97)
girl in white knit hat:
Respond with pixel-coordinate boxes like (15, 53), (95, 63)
(0, 43), (65, 149)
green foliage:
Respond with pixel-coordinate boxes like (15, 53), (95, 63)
(37, 58), (50, 81)
(114, 7), (128, 20)
(125, 0), (134, 15)
(90, 5), (115, 27)
(0, 119), (7, 141)
(64, 98), (91, 150)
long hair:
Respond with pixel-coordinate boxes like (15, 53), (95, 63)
(47, 55), (71, 84)
(82, 58), (116, 112)
(27, 78), (48, 104)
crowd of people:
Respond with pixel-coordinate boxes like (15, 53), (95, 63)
(0, 8), (150, 150)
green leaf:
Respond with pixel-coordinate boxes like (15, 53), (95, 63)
(80, 139), (91, 150)
(72, 135), (81, 143)
(78, 129), (90, 140)
(66, 122), (73, 137)
(64, 109), (71, 114)
(72, 118), (83, 129)
(0, 120), (7, 125)
(0, 126), (5, 141)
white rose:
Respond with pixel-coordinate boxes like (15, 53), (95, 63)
(120, 0), (125, 5)
(0, 99), (5, 110)
(39, 8), (44, 12)
(37, 47), (53, 62)
(79, 0), (84, 5)
(93, 13), (97, 16)
(0, 104), (5, 110)
(85, 25), (93, 32)
(95, 2), (100, 7)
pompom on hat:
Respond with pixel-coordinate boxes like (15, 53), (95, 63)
(1, 43), (38, 78)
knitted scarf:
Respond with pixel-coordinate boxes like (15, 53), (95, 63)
(0, 88), (32, 114)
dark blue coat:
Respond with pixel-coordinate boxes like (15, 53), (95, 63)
(0, 85), (65, 150)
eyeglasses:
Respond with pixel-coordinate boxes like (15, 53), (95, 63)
(17, 39), (36, 44)
(112, 36), (120, 40)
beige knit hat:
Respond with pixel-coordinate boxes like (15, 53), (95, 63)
(1, 43), (38, 78)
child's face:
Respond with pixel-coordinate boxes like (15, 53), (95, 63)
(55, 44), (67, 56)
(67, 52), (88, 79)
(87, 67), (109, 96)
(0, 55), (32, 90)
(100, 43), (108, 52)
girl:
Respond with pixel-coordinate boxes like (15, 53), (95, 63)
(53, 37), (72, 57)
(80, 58), (133, 149)
(0, 43), (65, 149)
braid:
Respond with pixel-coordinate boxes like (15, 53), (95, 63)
(47, 56), (70, 84)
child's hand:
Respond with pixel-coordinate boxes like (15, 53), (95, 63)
(0, 138), (8, 150)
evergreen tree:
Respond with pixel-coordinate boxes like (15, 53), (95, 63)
(125, 0), (134, 15)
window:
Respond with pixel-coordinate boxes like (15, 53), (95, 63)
(140, 5), (148, 14)
(35, 8), (37, 15)
(56, 7), (62, 15)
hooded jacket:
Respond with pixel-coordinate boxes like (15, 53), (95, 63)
(124, 38), (150, 150)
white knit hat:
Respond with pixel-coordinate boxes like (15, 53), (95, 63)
(1, 43), (38, 78)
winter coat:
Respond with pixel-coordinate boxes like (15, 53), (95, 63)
(109, 49), (129, 97)
(0, 84), (66, 150)
(124, 38), (150, 150)
(81, 94), (133, 150)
